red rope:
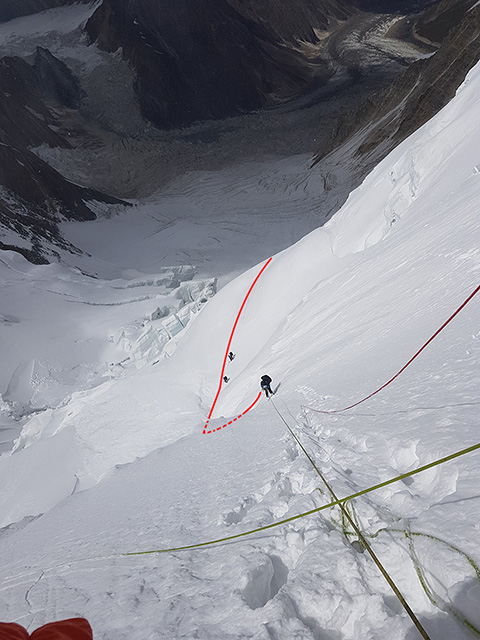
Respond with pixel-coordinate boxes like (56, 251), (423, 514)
(306, 283), (480, 415)
(203, 258), (272, 433)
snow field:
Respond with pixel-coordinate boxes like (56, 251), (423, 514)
(0, 4), (100, 54)
(63, 153), (326, 285)
(0, 60), (480, 640)
(0, 251), (216, 469)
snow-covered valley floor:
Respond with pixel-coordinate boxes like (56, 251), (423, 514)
(1, 48), (480, 640)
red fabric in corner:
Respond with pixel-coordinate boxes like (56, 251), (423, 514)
(0, 619), (92, 640)
(0, 622), (29, 640)
(30, 619), (93, 640)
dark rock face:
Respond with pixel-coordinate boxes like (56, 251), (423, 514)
(352, 0), (432, 12)
(0, 145), (120, 223)
(224, 0), (352, 43)
(84, 0), (437, 131)
(0, 2), (115, 262)
(0, 51), (126, 262)
(415, 0), (476, 44)
(388, 2), (479, 144)
(0, 143), (124, 262)
(0, 56), (69, 149)
(314, 1), (480, 174)
(0, 51), (84, 150)
(85, 0), (354, 129)
(0, 0), (474, 266)
(34, 47), (85, 109)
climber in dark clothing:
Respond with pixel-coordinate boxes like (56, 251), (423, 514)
(223, 376), (229, 383)
(228, 351), (235, 362)
(260, 374), (273, 398)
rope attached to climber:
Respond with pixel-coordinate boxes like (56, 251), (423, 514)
(305, 283), (480, 414)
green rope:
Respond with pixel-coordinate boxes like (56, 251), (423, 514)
(343, 524), (480, 581)
(124, 503), (336, 555)
(124, 441), (480, 556)
(405, 529), (480, 636)
(270, 399), (432, 640)
(406, 531), (480, 580)
(334, 509), (480, 635)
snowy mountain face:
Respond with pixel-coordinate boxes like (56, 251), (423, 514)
(0, 1), (480, 639)
(1, 51), (479, 640)
(0, 0), (430, 445)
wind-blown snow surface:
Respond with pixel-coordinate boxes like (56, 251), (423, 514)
(1, 61), (480, 640)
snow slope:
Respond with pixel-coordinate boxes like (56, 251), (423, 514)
(0, 61), (480, 640)
(0, 253), (216, 456)
(62, 153), (326, 286)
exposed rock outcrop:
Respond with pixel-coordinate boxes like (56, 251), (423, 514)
(34, 47), (85, 109)
(0, 51), (126, 262)
(85, 0), (349, 129)
(414, 0), (475, 45)
(353, 0), (431, 12)
(0, 56), (69, 149)
(0, 143), (125, 262)
(84, 0), (435, 131)
(0, 0), (465, 266)
(224, 0), (352, 43)
(0, 144), (120, 222)
(313, 1), (480, 176)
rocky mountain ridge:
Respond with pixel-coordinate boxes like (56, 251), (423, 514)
(313, 0), (480, 183)
(2, 0), (478, 266)
(83, 0), (435, 129)
(84, 0), (351, 130)
(0, 41), (126, 263)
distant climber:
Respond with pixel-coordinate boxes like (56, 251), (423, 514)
(223, 376), (229, 383)
(260, 374), (273, 398)
(228, 351), (235, 362)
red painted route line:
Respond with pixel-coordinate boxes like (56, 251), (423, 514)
(305, 282), (480, 415)
(203, 258), (272, 435)
(205, 393), (263, 434)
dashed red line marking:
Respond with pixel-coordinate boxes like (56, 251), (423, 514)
(203, 258), (272, 435)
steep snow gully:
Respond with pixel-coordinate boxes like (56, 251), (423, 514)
(203, 258), (272, 435)
(1, 58), (480, 640)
